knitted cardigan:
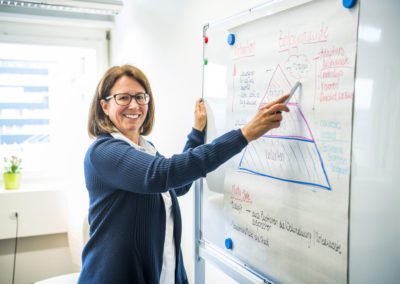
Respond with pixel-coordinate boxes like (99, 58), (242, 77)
(78, 128), (248, 284)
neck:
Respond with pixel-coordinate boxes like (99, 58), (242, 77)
(129, 133), (140, 145)
(122, 131), (140, 145)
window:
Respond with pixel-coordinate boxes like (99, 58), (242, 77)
(0, 23), (108, 187)
(0, 57), (51, 145)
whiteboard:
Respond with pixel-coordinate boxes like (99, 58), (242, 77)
(200, 0), (359, 283)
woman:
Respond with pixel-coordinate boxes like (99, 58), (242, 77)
(79, 65), (289, 284)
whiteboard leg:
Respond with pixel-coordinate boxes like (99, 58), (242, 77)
(194, 180), (205, 284)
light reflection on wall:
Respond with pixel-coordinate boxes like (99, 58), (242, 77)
(204, 63), (228, 99)
(358, 26), (381, 43)
(354, 78), (373, 109)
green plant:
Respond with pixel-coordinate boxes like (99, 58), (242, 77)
(3, 156), (22, 174)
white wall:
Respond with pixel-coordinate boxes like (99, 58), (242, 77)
(349, 0), (400, 283)
(111, 0), (263, 282)
(0, 233), (78, 284)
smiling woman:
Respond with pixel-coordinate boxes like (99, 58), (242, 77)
(80, 64), (289, 284)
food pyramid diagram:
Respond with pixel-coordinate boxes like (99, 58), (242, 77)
(238, 65), (331, 190)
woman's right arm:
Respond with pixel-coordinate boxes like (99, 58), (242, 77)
(86, 95), (289, 194)
(87, 129), (247, 194)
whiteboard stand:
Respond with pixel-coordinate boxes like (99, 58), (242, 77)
(194, 179), (205, 284)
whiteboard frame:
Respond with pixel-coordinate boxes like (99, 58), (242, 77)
(196, 0), (400, 282)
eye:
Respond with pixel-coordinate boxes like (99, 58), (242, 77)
(135, 94), (145, 101)
(117, 94), (130, 101)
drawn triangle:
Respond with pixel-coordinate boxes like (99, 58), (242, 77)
(239, 65), (331, 190)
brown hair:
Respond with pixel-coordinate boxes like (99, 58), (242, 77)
(88, 65), (155, 138)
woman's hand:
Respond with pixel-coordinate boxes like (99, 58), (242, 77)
(241, 94), (290, 142)
(194, 98), (207, 131)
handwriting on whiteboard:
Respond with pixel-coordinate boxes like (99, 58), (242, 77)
(229, 186), (343, 254)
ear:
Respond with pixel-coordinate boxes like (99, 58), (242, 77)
(100, 99), (109, 116)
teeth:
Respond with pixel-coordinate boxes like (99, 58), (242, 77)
(125, 114), (140, 119)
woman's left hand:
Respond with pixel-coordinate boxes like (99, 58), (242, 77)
(194, 98), (207, 131)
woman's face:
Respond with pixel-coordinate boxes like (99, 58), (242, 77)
(101, 76), (148, 140)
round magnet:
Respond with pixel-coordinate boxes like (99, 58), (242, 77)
(343, 0), (356, 8)
(225, 238), (233, 250)
(227, 33), (235, 46)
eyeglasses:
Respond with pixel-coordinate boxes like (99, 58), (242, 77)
(105, 93), (150, 106)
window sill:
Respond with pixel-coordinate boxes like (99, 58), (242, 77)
(0, 175), (70, 193)
(0, 186), (64, 194)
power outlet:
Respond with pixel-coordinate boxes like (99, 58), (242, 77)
(9, 211), (18, 220)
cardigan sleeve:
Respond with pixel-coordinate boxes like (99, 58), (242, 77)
(172, 128), (206, 196)
(182, 128), (205, 152)
(86, 129), (247, 194)
(155, 150), (191, 197)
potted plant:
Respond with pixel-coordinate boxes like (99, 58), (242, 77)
(3, 156), (22, 190)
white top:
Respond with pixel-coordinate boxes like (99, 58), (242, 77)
(111, 132), (176, 284)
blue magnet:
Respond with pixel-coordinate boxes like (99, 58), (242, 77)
(227, 33), (235, 46)
(342, 0), (356, 8)
(225, 238), (233, 250)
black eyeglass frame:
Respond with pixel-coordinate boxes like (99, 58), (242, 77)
(104, 93), (150, 106)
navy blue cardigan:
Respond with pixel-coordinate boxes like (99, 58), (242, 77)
(78, 128), (248, 284)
